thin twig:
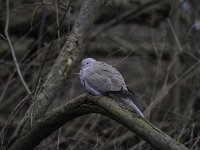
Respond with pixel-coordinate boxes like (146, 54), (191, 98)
(4, 0), (32, 96)
(0, 72), (15, 104)
(0, 33), (7, 40)
(56, 127), (62, 150)
(145, 60), (200, 116)
(30, 6), (41, 31)
(167, 18), (183, 52)
(55, 0), (60, 39)
(0, 94), (31, 149)
(109, 35), (137, 66)
(0, 2), (69, 16)
(90, 1), (161, 40)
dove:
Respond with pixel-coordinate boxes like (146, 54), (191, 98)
(80, 58), (144, 118)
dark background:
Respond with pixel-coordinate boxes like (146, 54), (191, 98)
(0, 0), (199, 149)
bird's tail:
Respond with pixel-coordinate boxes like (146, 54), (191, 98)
(121, 98), (144, 118)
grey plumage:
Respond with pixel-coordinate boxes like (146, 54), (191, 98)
(80, 58), (144, 118)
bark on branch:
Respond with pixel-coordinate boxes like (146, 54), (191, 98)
(18, 0), (105, 134)
(8, 93), (188, 150)
(8, 0), (105, 147)
(29, 0), (103, 123)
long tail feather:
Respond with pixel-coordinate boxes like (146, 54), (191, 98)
(121, 98), (144, 118)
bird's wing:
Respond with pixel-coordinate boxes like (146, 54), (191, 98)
(84, 62), (126, 93)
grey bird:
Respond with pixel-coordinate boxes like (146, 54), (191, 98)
(80, 58), (144, 118)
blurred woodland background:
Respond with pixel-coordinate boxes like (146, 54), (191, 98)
(0, 0), (200, 149)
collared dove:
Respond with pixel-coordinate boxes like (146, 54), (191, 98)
(80, 58), (144, 118)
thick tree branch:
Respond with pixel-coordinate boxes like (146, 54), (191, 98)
(15, 0), (105, 134)
(7, 0), (105, 147)
(8, 93), (188, 150)
(29, 0), (103, 122)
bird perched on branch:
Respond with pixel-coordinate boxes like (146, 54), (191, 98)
(80, 58), (144, 118)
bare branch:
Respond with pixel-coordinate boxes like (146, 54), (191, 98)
(8, 94), (189, 150)
(14, 0), (106, 138)
(4, 0), (32, 96)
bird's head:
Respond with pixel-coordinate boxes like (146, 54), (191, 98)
(81, 58), (96, 68)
